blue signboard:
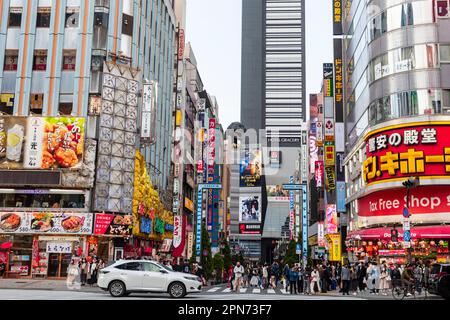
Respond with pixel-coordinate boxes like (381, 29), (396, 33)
(301, 185), (308, 262)
(337, 181), (346, 212)
(140, 217), (152, 235)
(403, 230), (411, 242)
(283, 184), (303, 191)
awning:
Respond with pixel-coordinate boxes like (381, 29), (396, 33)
(347, 225), (450, 240)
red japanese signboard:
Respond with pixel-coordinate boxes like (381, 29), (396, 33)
(358, 185), (450, 217)
(94, 214), (133, 236)
(363, 123), (450, 185)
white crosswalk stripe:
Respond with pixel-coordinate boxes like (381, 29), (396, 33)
(252, 288), (261, 294)
(222, 288), (232, 293)
(240, 288), (247, 293)
(267, 289), (276, 294)
(207, 287), (221, 293)
(280, 289), (289, 294)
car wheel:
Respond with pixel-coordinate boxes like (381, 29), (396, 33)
(109, 281), (126, 298)
(169, 282), (186, 299)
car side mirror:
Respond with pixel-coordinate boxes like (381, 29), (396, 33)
(160, 269), (168, 274)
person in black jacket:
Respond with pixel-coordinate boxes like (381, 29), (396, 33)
(357, 262), (367, 292)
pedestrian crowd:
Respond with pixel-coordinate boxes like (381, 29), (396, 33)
(66, 257), (106, 287)
(223, 259), (432, 296)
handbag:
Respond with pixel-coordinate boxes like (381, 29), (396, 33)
(386, 275), (392, 281)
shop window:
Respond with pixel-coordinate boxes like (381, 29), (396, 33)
(8, 8), (22, 28)
(30, 94), (44, 115)
(36, 8), (51, 28)
(65, 8), (79, 28)
(58, 102), (73, 115)
(4, 51), (18, 71)
(0, 94), (15, 115)
(33, 51), (47, 71)
(0, 192), (85, 209)
(440, 45), (450, 63)
(63, 51), (76, 71)
(122, 14), (134, 37)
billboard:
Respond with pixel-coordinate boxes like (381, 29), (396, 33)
(0, 117), (85, 170)
(325, 141), (335, 166)
(239, 195), (261, 223)
(240, 149), (262, 187)
(269, 150), (282, 168)
(93, 214), (133, 236)
(266, 185), (290, 201)
(207, 118), (216, 180)
(325, 165), (336, 191)
(0, 212), (93, 234)
(363, 122), (450, 185)
(326, 204), (338, 234)
(326, 233), (342, 262)
(315, 161), (324, 187)
(239, 224), (261, 235)
(336, 152), (345, 181)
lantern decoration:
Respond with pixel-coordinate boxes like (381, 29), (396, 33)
(439, 240), (444, 246)
(362, 241), (367, 246)
(377, 241), (382, 246)
(368, 241), (373, 246)
(430, 241), (436, 246)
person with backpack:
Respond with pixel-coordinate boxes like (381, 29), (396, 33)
(271, 261), (280, 287)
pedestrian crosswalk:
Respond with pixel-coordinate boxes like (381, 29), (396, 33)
(206, 286), (296, 295)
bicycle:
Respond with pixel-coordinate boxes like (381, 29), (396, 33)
(392, 280), (428, 300)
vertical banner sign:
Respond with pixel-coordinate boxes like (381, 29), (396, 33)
(318, 222), (326, 247)
(336, 152), (345, 181)
(141, 82), (155, 140)
(316, 122), (323, 147)
(289, 176), (295, 240)
(315, 161), (324, 187)
(207, 189), (213, 232)
(172, 215), (186, 257)
(196, 187), (203, 257)
(301, 131), (308, 184)
(337, 181), (346, 212)
(207, 119), (216, 182)
(302, 185), (308, 262)
(325, 141), (336, 166)
(178, 29), (185, 60)
(334, 39), (344, 122)
(323, 63), (334, 97)
(333, 0), (343, 35)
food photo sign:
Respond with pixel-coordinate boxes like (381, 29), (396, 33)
(93, 213), (133, 236)
(0, 116), (85, 170)
(0, 212), (93, 234)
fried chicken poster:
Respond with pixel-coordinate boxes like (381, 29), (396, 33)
(0, 116), (85, 170)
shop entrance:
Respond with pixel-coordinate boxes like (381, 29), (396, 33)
(47, 253), (72, 278)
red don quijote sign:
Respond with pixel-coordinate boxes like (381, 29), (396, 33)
(358, 185), (450, 217)
(363, 123), (450, 185)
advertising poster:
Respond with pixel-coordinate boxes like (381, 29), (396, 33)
(0, 212), (93, 234)
(323, 63), (334, 97)
(326, 205), (338, 234)
(240, 149), (262, 187)
(310, 135), (318, 174)
(172, 215), (186, 257)
(0, 116), (85, 170)
(93, 214), (133, 236)
(325, 141), (335, 166)
(266, 185), (290, 201)
(326, 233), (342, 262)
(239, 195), (261, 223)
(325, 165), (336, 191)
(318, 221), (326, 247)
(207, 118), (216, 179)
(336, 152), (345, 181)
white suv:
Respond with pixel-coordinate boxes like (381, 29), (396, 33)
(97, 260), (202, 298)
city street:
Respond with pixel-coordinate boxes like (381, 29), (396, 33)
(0, 281), (442, 300)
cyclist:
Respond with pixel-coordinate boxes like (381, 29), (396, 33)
(390, 263), (402, 288)
(401, 264), (415, 296)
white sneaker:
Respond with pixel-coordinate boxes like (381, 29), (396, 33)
(353, 292), (357, 296)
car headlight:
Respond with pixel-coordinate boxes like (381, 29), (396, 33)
(184, 276), (200, 282)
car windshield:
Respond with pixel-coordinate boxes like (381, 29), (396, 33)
(431, 264), (441, 274)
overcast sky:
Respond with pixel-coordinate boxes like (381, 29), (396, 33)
(186, 0), (333, 129)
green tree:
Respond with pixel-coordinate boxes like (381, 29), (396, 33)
(213, 253), (224, 284)
(284, 239), (300, 267)
(221, 239), (232, 271)
(200, 224), (213, 280)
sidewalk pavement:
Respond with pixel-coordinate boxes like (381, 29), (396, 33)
(0, 279), (103, 292)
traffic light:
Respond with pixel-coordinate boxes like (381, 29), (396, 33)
(391, 228), (398, 242)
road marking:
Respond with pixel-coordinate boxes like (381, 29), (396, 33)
(267, 289), (275, 294)
(240, 288), (247, 293)
(207, 287), (221, 292)
(280, 289), (289, 294)
(222, 288), (231, 293)
(252, 288), (261, 294)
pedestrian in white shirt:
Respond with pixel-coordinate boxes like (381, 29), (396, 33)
(233, 262), (245, 292)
